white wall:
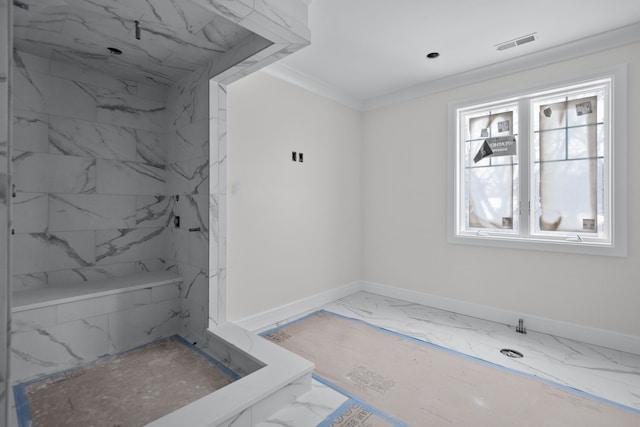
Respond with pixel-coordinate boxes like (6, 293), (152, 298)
(363, 43), (640, 337)
(227, 43), (640, 341)
(227, 72), (362, 320)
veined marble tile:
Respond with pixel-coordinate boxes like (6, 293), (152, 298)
(1, 9), (8, 424)
(12, 192), (48, 233)
(168, 66), (209, 130)
(136, 258), (170, 273)
(56, 288), (151, 324)
(13, 50), (49, 74)
(253, 0), (310, 43)
(12, 273), (48, 294)
(49, 193), (136, 231)
(218, 408), (252, 427)
(217, 83), (228, 122)
(50, 52), (168, 104)
(0, 146), (5, 177)
(213, 118), (227, 195)
(197, 12), (252, 52)
(136, 83), (169, 104)
(323, 292), (640, 411)
(252, 376), (312, 424)
(12, 110), (49, 153)
(177, 263), (208, 337)
(209, 266), (227, 327)
(12, 59), (49, 113)
(135, 129), (167, 167)
(136, 195), (173, 228)
(218, 194), (227, 242)
(47, 76), (98, 121)
(95, 227), (166, 266)
(108, 299), (182, 352)
(152, 283), (181, 303)
(12, 306), (58, 333)
(256, 380), (348, 427)
(11, 314), (111, 382)
(50, 52), (133, 93)
(49, 116), (137, 160)
(190, 0), (253, 24)
(207, 34), (272, 84)
(96, 89), (167, 132)
(46, 262), (137, 287)
(166, 227), (190, 265)
(13, 231), (96, 276)
(174, 194), (209, 233)
(168, 119), (209, 163)
(96, 159), (165, 195)
(209, 79), (220, 121)
(166, 158), (209, 195)
(208, 194), (220, 272)
(13, 151), (96, 194)
(190, 231), (209, 270)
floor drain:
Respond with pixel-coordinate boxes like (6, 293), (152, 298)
(500, 348), (524, 358)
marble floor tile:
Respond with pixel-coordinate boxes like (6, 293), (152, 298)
(258, 291), (640, 426)
(256, 379), (348, 427)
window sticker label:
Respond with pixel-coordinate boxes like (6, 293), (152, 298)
(576, 101), (593, 116)
(487, 136), (517, 157)
(502, 217), (513, 228)
(497, 120), (510, 133)
(583, 218), (596, 231)
(473, 140), (493, 163)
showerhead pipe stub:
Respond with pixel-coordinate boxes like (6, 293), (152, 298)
(13, 0), (29, 10)
(135, 20), (141, 40)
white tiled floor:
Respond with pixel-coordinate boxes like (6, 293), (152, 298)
(257, 291), (640, 426)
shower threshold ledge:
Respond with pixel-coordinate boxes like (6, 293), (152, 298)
(148, 321), (315, 427)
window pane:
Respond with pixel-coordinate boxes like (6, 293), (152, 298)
(464, 109), (517, 231)
(539, 159), (597, 232)
(538, 129), (566, 161)
(537, 96), (598, 233)
(469, 165), (515, 229)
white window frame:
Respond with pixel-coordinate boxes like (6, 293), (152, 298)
(447, 65), (627, 256)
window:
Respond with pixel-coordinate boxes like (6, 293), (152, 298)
(448, 67), (627, 256)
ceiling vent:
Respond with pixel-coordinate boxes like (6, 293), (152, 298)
(496, 33), (537, 51)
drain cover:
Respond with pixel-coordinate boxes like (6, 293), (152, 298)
(500, 348), (524, 358)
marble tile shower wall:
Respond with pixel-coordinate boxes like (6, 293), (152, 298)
(1, 1), (10, 422)
(11, 50), (172, 290)
(165, 65), (211, 342)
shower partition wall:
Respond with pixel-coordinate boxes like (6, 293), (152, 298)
(1, 2), (11, 425)
(2, 1), (311, 424)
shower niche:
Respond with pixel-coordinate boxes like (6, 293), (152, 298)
(6, 0), (312, 425)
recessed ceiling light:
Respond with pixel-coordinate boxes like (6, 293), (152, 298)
(107, 47), (123, 55)
(426, 52), (440, 59)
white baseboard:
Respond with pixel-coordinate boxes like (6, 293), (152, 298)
(233, 280), (640, 355)
(233, 281), (364, 333)
(362, 281), (640, 356)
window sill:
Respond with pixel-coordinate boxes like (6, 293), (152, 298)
(448, 233), (627, 257)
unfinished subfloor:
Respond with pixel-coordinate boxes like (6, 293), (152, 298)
(18, 336), (236, 427)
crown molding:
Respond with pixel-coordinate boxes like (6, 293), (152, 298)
(262, 22), (640, 112)
(261, 61), (364, 110)
(364, 22), (640, 110)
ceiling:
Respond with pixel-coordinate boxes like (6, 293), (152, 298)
(12, 0), (255, 86)
(270, 0), (640, 108)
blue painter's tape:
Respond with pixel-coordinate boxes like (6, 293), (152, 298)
(267, 309), (640, 417)
(317, 399), (359, 427)
(172, 334), (240, 380)
(13, 382), (31, 427)
(12, 334), (239, 425)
